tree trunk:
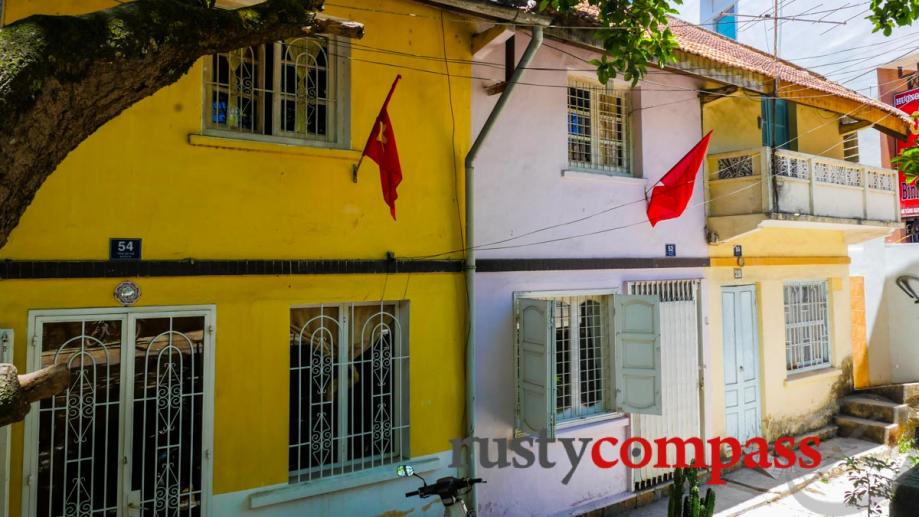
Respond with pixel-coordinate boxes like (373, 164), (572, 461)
(0, 363), (70, 427)
(0, 0), (360, 248)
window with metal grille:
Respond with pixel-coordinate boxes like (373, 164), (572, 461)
(289, 302), (408, 482)
(784, 281), (832, 373)
(204, 36), (348, 146)
(550, 295), (609, 421)
(567, 80), (631, 175)
(843, 132), (860, 163)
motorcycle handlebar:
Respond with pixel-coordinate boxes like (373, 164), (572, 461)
(404, 477), (484, 499)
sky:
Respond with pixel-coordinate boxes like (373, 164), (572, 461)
(673, 1), (919, 166)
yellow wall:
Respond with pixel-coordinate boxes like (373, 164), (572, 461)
(1, 0), (473, 513)
(703, 94), (846, 158)
(706, 264), (852, 441)
(706, 229), (853, 442)
(1, 0), (471, 260)
(709, 227), (849, 258)
(0, 275), (465, 501)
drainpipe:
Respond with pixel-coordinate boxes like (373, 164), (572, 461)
(463, 26), (543, 511)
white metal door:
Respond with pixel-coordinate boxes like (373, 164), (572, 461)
(722, 286), (761, 445)
(627, 280), (702, 491)
(22, 308), (214, 517)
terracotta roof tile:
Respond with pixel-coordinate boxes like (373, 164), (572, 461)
(489, 1), (907, 125)
(665, 16), (908, 124)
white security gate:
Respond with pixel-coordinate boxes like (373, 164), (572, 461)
(626, 280), (702, 491)
(22, 308), (214, 517)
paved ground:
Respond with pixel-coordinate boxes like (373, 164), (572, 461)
(624, 437), (907, 517)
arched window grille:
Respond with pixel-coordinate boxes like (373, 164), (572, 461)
(205, 36), (346, 146)
(288, 303), (409, 482)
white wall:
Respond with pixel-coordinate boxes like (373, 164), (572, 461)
(850, 239), (919, 385)
(474, 269), (708, 516)
(470, 33), (710, 515)
(471, 33), (708, 261)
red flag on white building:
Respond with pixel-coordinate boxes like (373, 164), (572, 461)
(647, 131), (713, 227)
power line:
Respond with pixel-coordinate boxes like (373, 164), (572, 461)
(399, 73), (913, 259)
(325, 2), (848, 29)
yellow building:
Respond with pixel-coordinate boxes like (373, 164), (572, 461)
(678, 22), (911, 444)
(0, 1), (472, 515)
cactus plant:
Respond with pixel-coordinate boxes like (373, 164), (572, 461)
(667, 468), (716, 517)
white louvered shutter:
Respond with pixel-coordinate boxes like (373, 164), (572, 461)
(516, 298), (556, 437)
(613, 295), (662, 415)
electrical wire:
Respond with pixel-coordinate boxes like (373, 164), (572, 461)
(397, 73), (914, 260)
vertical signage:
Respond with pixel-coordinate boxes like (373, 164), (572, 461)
(665, 244), (677, 257)
(894, 88), (919, 218)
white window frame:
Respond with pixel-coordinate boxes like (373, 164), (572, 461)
(202, 36), (351, 149)
(514, 289), (661, 437)
(783, 280), (833, 374)
(288, 301), (409, 484)
(566, 78), (633, 177)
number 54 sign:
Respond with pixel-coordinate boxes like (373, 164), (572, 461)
(109, 238), (142, 260)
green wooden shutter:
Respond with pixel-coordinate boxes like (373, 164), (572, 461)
(516, 298), (556, 437)
(613, 295), (662, 415)
(762, 99), (796, 150)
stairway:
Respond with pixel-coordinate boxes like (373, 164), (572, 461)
(835, 390), (911, 445)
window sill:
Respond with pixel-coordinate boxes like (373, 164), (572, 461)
(784, 366), (841, 386)
(557, 411), (628, 432)
(561, 169), (647, 186)
(188, 133), (360, 161)
(248, 455), (443, 509)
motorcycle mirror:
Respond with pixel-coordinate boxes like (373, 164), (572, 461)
(396, 464), (414, 478)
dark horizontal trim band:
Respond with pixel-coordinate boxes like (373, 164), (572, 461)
(476, 257), (710, 272)
(0, 259), (463, 279)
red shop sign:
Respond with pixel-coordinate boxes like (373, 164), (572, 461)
(894, 88), (919, 217)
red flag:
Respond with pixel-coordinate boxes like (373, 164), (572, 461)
(647, 131), (713, 227)
(361, 75), (403, 220)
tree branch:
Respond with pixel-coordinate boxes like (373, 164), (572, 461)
(0, 363), (70, 427)
(0, 0), (343, 248)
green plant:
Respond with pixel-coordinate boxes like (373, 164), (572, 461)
(896, 420), (919, 467)
(843, 455), (897, 517)
(892, 145), (919, 185)
(668, 467), (716, 517)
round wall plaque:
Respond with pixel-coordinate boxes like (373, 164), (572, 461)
(114, 280), (141, 306)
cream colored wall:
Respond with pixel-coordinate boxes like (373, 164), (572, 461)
(706, 265), (851, 441)
(703, 94), (762, 155)
(709, 228), (850, 258)
(705, 228), (853, 442)
(796, 104), (845, 160)
(703, 94), (846, 159)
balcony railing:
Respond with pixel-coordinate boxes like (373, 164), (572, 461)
(706, 147), (900, 223)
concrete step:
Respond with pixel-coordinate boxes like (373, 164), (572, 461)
(840, 395), (910, 424)
(835, 415), (901, 445)
(858, 383), (919, 406)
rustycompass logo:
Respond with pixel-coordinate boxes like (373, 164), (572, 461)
(450, 433), (822, 485)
